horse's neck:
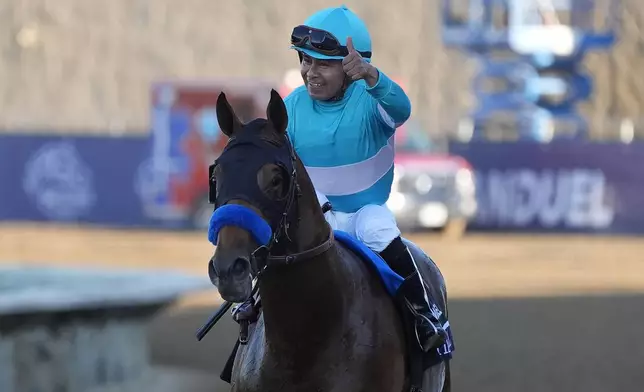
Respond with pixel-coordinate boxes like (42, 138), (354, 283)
(258, 182), (348, 352)
(258, 249), (348, 351)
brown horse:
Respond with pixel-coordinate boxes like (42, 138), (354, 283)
(207, 89), (452, 392)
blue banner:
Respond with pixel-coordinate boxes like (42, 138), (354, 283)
(0, 134), (189, 229)
(3, 134), (644, 235)
(450, 141), (644, 234)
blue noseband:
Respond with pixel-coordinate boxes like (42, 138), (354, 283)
(208, 204), (272, 246)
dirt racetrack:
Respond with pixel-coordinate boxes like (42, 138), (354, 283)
(2, 224), (644, 391)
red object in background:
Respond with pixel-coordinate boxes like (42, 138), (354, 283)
(168, 89), (231, 210)
(150, 79), (277, 217)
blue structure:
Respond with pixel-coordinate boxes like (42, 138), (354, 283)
(441, 0), (619, 140)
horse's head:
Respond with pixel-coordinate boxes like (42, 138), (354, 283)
(208, 89), (300, 302)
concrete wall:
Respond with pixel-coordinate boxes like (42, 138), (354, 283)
(0, 308), (158, 392)
(1, 0), (643, 137)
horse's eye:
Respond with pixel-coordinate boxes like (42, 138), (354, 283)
(271, 176), (282, 187)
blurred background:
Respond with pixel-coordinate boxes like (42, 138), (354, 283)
(1, 0), (644, 391)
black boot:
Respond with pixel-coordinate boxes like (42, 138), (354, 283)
(380, 237), (447, 352)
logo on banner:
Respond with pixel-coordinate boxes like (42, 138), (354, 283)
(475, 168), (615, 229)
(134, 157), (185, 220)
(22, 141), (96, 220)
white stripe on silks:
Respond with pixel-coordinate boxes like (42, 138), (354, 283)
(377, 104), (396, 128)
(305, 136), (395, 196)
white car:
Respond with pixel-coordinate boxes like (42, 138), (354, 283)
(386, 120), (477, 235)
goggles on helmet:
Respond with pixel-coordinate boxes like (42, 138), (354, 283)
(290, 25), (372, 59)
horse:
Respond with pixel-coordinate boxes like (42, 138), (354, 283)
(206, 89), (453, 392)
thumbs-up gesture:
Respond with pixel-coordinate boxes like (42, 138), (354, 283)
(342, 37), (378, 86)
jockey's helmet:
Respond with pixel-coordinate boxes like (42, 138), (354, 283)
(290, 5), (372, 63)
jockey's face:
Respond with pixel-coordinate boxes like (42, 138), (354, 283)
(300, 53), (345, 101)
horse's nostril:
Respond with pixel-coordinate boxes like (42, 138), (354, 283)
(208, 259), (219, 285)
(231, 257), (250, 277)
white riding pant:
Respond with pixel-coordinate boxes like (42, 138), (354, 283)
(315, 191), (400, 252)
(316, 190), (430, 304)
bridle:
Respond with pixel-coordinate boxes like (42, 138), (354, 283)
(250, 134), (334, 277)
(213, 132), (335, 278)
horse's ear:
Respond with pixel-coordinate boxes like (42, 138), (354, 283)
(216, 92), (241, 137)
(266, 89), (288, 135)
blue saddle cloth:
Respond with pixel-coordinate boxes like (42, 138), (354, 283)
(333, 230), (454, 366)
(333, 230), (404, 296)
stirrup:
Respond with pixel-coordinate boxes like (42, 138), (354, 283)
(404, 297), (445, 352)
(414, 317), (446, 352)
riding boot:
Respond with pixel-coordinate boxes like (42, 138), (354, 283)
(379, 236), (447, 352)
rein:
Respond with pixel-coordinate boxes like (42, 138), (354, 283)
(196, 225), (335, 342)
(252, 229), (335, 271)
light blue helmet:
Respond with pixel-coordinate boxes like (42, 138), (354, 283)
(291, 5), (372, 62)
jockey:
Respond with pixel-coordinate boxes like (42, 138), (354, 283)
(284, 5), (446, 352)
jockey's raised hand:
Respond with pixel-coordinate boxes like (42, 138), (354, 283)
(342, 37), (379, 87)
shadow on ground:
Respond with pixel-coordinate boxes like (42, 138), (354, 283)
(149, 293), (644, 392)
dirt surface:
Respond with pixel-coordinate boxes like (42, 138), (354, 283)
(3, 223), (644, 299)
(2, 224), (644, 391)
